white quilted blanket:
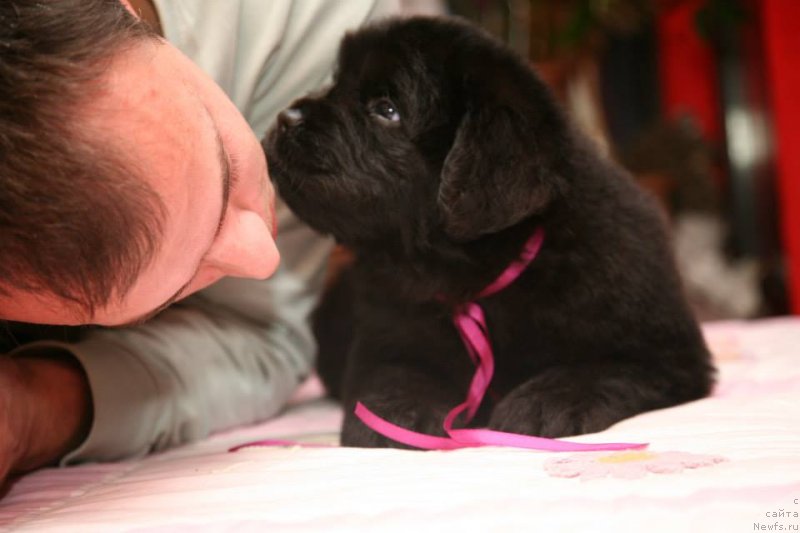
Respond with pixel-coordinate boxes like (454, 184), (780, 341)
(1, 318), (799, 532)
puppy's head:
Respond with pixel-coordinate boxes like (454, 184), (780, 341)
(266, 17), (570, 249)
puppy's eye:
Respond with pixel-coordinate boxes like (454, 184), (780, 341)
(368, 98), (401, 123)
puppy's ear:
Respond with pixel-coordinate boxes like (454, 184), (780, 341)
(437, 89), (567, 242)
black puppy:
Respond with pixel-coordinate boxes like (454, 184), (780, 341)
(265, 16), (715, 447)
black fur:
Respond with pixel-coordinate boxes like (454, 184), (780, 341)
(265, 17), (715, 447)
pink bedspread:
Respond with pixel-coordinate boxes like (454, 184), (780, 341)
(1, 318), (799, 532)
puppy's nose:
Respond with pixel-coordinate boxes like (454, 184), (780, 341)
(278, 108), (304, 132)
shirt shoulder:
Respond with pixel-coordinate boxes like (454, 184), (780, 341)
(152, 0), (402, 135)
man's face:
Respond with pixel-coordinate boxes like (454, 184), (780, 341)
(7, 38), (279, 326)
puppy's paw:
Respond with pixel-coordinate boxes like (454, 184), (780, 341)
(487, 367), (639, 438)
(339, 398), (449, 449)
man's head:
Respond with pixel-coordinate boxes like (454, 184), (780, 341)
(0, 0), (279, 325)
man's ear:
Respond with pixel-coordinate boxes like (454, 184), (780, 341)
(437, 103), (566, 242)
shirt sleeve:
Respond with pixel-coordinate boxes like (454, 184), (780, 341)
(8, 0), (401, 464)
(11, 203), (333, 464)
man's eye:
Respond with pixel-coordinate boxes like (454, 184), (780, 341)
(368, 98), (400, 123)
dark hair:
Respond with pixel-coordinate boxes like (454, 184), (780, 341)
(0, 0), (164, 319)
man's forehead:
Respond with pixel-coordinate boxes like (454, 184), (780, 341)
(85, 44), (206, 190)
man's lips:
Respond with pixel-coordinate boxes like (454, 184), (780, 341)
(270, 201), (277, 238)
(262, 163), (278, 239)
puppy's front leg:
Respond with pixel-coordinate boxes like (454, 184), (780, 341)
(488, 359), (713, 438)
(339, 361), (469, 449)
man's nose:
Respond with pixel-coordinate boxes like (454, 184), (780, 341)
(204, 210), (279, 280)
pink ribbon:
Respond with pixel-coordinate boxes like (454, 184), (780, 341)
(355, 227), (648, 452)
(231, 227), (646, 453)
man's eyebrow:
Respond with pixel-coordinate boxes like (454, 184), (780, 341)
(120, 104), (233, 327)
(209, 103), (233, 238)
